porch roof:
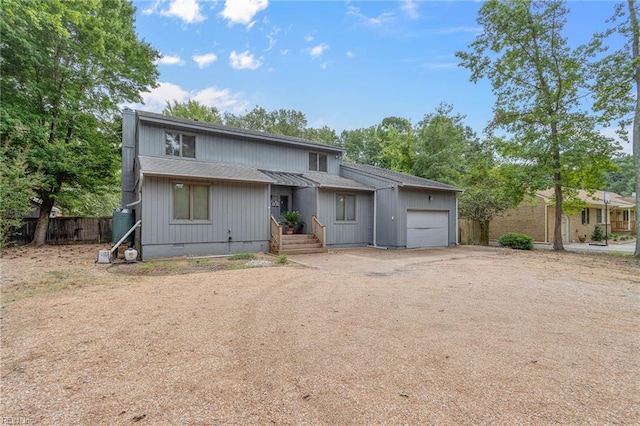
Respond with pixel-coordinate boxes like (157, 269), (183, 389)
(260, 170), (317, 187)
(138, 156), (275, 184)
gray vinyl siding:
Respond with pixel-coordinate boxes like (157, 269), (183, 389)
(398, 188), (458, 247)
(138, 123), (340, 174)
(374, 187), (398, 247)
(316, 189), (373, 247)
(292, 187), (317, 233)
(141, 176), (269, 257)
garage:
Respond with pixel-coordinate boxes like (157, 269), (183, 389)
(406, 210), (449, 248)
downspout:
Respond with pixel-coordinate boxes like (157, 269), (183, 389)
(455, 193), (459, 245)
(126, 172), (144, 207)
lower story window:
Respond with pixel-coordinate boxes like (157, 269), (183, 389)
(336, 194), (356, 221)
(173, 183), (209, 221)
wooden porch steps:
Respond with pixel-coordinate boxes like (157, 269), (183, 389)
(278, 233), (328, 255)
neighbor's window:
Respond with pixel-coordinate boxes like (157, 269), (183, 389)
(336, 194), (356, 221)
(309, 152), (328, 172)
(165, 131), (196, 158)
(595, 208), (608, 224)
(623, 210), (630, 221)
(581, 208), (590, 225)
(173, 183), (209, 221)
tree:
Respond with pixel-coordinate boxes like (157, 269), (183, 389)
(0, 121), (43, 247)
(457, 0), (619, 251)
(458, 139), (514, 245)
(602, 154), (636, 196)
(592, 1), (640, 256)
(163, 100), (222, 124)
(224, 106), (308, 137)
(0, 0), (159, 245)
(413, 103), (474, 186)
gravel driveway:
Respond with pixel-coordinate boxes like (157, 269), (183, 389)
(1, 245), (638, 425)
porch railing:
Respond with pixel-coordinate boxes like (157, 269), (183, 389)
(311, 215), (326, 249)
(611, 220), (636, 233)
(269, 215), (282, 254)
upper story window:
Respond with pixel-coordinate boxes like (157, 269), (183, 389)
(165, 131), (196, 158)
(309, 152), (327, 172)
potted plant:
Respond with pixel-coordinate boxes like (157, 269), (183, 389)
(281, 211), (301, 235)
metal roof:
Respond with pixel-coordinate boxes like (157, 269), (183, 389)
(260, 170), (317, 187)
(136, 110), (345, 154)
(341, 163), (463, 192)
(138, 156), (275, 184)
(304, 172), (374, 191)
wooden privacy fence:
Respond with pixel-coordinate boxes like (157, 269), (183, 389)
(458, 218), (482, 245)
(11, 217), (112, 245)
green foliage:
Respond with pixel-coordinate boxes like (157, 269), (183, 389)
(275, 255), (288, 264)
(498, 233), (534, 250)
(163, 99), (222, 124)
(281, 211), (301, 227)
(456, 0), (619, 251)
(0, 0), (159, 244)
(228, 253), (256, 261)
(602, 154), (636, 196)
(0, 142), (42, 247)
(591, 225), (605, 242)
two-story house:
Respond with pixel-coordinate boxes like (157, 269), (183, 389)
(122, 109), (462, 259)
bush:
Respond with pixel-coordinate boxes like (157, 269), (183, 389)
(591, 225), (604, 242)
(275, 254), (288, 264)
(498, 232), (534, 250)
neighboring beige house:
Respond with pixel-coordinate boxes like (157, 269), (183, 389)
(489, 190), (637, 243)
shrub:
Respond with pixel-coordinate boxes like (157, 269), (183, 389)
(498, 232), (534, 250)
(591, 225), (604, 242)
(275, 254), (288, 264)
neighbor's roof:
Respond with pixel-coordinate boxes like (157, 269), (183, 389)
(536, 189), (636, 208)
(138, 156), (275, 184)
(135, 110), (345, 155)
(341, 163), (463, 192)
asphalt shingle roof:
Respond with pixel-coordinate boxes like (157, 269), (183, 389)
(341, 163), (463, 192)
(304, 172), (374, 191)
(138, 156), (275, 184)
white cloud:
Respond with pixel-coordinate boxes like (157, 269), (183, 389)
(157, 55), (186, 66)
(401, 0), (419, 20)
(347, 5), (395, 27)
(220, 0), (269, 27)
(192, 53), (218, 68)
(308, 43), (329, 59)
(346, 50), (355, 58)
(133, 81), (249, 114)
(159, 0), (206, 24)
(321, 62), (329, 70)
(304, 34), (314, 42)
(266, 27), (280, 51)
(229, 50), (262, 70)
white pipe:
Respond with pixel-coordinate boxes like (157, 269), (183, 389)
(373, 189), (377, 246)
(110, 220), (141, 256)
(126, 172), (144, 207)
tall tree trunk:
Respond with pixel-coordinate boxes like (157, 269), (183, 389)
(479, 220), (489, 246)
(31, 196), (54, 246)
(629, 0), (640, 257)
(551, 122), (564, 251)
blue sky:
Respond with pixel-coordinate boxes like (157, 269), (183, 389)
(130, 0), (633, 154)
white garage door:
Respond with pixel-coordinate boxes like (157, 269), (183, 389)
(406, 210), (449, 248)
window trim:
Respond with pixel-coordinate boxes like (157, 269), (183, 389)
(164, 130), (197, 159)
(170, 181), (211, 223)
(335, 193), (357, 222)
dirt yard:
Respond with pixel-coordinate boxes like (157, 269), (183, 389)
(1, 244), (639, 425)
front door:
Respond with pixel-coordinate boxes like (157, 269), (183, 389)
(270, 186), (293, 221)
